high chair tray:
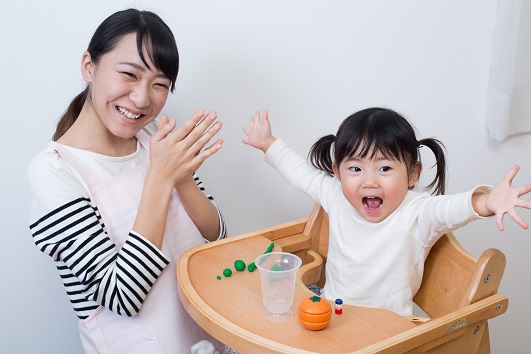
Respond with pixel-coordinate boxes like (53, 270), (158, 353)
(177, 233), (418, 353)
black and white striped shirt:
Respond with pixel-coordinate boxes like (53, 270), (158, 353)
(28, 141), (226, 320)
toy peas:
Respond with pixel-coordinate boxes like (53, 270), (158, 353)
(234, 260), (246, 272)
(298, 296), (332, 330)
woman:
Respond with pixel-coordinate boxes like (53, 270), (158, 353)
(28, 8), (227, 353)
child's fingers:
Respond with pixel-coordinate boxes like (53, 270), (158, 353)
(242, 110), (272, 148)
(508, 209), (529, 229)
(242, 127), (250, 144)
(496, 213), (505, 231)
(248, 111), (268, 128)
(516, 182), (531, 198)
(255, 110), (265, 125)
(262, 110), (269, 125)
(516, 198), (531, 210)
(504, 165), (520, 185)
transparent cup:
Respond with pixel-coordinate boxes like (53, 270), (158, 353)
(255, 252), (302, 322)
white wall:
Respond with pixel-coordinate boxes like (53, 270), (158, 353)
(1, 1), (529, 353)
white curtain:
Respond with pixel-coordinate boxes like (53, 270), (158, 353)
(486, 0), (531, 141)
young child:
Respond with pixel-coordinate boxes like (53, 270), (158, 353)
(242, 107), (531, 316)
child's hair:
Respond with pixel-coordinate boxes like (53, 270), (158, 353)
(309, 107), (447, 195)
(53, 9), (179, 141)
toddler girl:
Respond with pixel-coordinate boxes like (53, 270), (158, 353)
(242, 107), (531, 316)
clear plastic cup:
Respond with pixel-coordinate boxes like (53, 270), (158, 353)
(255, 252), (302, 322)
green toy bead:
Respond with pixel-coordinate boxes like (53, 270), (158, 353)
(216, 275), (221, 280)
(264, 242), (274, 254)
(247, 262), (256, 272)
(223, 268), (232, 277)
(234, 260), (246, 272)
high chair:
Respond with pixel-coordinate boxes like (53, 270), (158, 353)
(247, 202), (508, 353)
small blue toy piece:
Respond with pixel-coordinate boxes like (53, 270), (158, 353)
(335, 298), (343, 315)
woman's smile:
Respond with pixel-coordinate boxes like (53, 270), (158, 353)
(117, 106), (143, 120)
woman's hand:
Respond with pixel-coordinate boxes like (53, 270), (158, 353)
(242, 110), (277, 153)
(475, 165), (531, 231)
(149, 110), (223, 187)
(134, 110), (222, 248)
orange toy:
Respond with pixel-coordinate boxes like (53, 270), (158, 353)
(298, 295), (332, 330)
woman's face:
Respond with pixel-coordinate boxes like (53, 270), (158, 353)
(82, 32), (171, 141)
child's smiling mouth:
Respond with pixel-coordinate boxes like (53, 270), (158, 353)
(363, 197), (383, 213)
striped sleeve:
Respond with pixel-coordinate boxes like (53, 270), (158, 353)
(193, 172), (227, 240)
(30, 197), (170, 317)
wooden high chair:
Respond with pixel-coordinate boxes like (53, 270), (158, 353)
(247, 202), (508, 353)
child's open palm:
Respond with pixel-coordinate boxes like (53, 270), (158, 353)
(242, 110), (277, 153)
(485, 165), (531, 231)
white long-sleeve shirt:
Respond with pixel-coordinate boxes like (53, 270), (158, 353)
(265, 139), (488, 316)
(27, 126), (226, 320)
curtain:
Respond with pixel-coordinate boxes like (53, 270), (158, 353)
(486, 0), (531, 141)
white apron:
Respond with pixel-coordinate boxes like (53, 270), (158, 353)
(51, 130), (214, 353)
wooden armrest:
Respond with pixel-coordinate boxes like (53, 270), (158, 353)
(357, 294), (508, 353)
(275, 233), (312, 253)
(296, 249), (324, 290)
(242, 218), (307, 240)
(404, 316), (431, 325)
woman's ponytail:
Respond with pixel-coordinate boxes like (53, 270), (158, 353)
(52, 87), (89, 141)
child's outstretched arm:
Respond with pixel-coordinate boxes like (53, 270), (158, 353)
(472, 165), (531, 231)
(242, 110), (277, 153)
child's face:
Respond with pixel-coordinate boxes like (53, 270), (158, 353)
(81, 33), (171, 141)
(332, 151), (419, 223)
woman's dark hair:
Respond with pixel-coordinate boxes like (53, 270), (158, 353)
(309, 107), (447, 195)
(53, 9), (179, 141)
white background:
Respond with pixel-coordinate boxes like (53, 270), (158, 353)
(1, 1), (530, 353)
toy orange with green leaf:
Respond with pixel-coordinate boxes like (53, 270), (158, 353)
(298, 295), (332, 330)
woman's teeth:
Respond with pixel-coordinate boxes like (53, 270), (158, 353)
(117, 107), (141, 119)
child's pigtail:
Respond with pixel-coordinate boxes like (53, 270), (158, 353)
(418, 138), (447, 195)
(309, 134), (336, 176)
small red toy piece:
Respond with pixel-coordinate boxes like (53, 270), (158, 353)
(335, 298), (343, 315)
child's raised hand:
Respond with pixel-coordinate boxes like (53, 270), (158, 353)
(482, 165), (531, 231)
(242, 110), (277, 153)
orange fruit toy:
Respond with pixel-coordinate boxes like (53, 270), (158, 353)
(298, 295), (332, 330)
